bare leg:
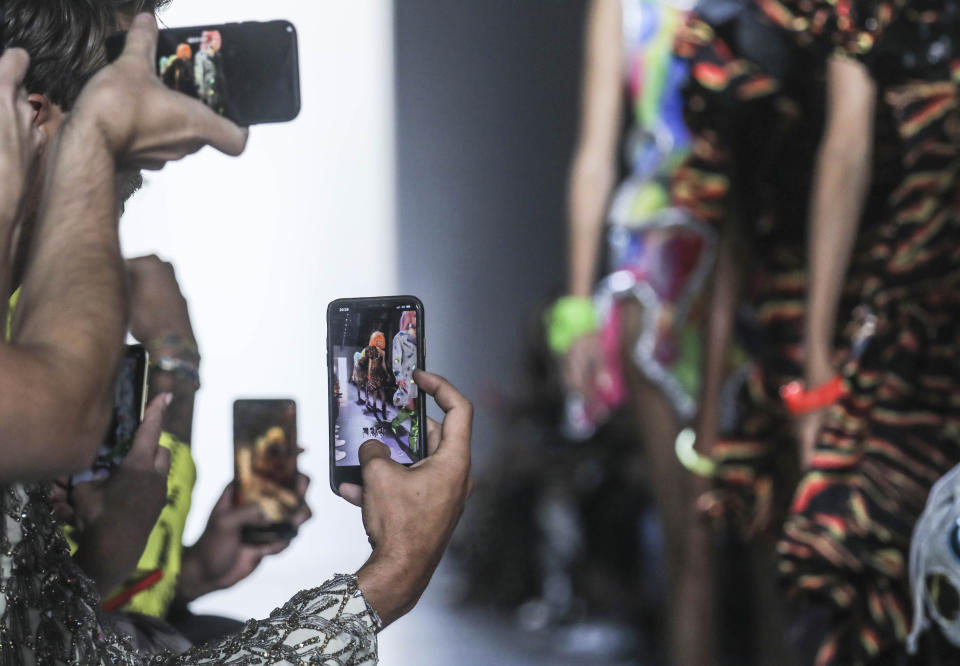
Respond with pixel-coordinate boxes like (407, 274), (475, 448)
(620, 302), (716, 666)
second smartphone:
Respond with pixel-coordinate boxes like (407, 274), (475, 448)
(233, 398), (300, 543)
(327, 296), (426, 492)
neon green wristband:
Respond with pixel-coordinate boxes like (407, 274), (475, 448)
(545, 296), (598, 356)
(675, 428), (716, 477)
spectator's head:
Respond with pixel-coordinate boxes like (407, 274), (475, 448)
(3, 0), (170, 111)
(3, 0), (171, 283)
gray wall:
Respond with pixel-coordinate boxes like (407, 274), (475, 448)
(395, 1), (587, 462)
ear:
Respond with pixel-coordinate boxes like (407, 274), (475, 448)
(27, 94), (65, 149)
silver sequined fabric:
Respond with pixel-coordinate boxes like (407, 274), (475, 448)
(0, 482), (380, 665)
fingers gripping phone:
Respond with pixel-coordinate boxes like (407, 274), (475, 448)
(233, 399), (300, 543)
(71, 344), (149, 485)
(107, 20), (301, 126)
(327, 296), (427, 492)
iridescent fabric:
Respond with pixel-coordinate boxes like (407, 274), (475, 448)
(0, 481), (380, 664)
(589, 0), (714, 425)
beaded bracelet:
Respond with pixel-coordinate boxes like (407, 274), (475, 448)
(150, 355), (201, 390)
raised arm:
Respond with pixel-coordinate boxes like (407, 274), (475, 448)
(800, 55), (875, 462)
(567, 0), (623, 298)
(0, 14), (246, 482)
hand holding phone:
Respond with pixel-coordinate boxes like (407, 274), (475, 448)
(327, 297), (427, 492)
(343, 370), (474, 628)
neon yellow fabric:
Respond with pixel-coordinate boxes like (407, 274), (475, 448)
(545, 296), (598, 356)
(119, 432), (195, 616)
(59, 433), (196, 617)
(8, 289), (197, 618)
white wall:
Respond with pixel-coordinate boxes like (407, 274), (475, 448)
(120, 0), (396, 621)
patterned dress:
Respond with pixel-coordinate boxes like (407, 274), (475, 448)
(670, 4), (828, 535)
(758, 0), (960, 661)
(0, 482), (380, 664)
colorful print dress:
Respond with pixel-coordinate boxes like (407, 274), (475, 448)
(591, 0), (716, 424)
(758, 0), (960, 661)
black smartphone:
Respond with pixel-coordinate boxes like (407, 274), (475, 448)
(327, 296), (427, 492)
(233, 398), (300, 543)
(106, 20), (301, 126)
(71, 344), (149, 485)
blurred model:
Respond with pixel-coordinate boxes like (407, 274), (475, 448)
(161, 43), (197, 98)
(392, 311), (420, 453)
(364, 331), (388, 420)
(760, 0), (960, 661)
(554, 1), (713, 662)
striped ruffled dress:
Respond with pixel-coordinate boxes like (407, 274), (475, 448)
(758, 0), (960, 662)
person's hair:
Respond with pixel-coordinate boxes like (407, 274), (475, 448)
(3, 0), (172, 110)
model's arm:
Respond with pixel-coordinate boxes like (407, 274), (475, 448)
(800, 55), (875, 460)
(567, 0), (623, 298)
(694, 221), (739, 454)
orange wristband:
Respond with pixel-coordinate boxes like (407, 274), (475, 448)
(780, 376), (845, 415)
(102, 569), (163, 612)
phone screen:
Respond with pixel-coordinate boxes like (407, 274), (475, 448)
(233, 399), (299, 542)
(72, 345), (149, 485)
(107, 20), (301, 125)
(327, 297), (426, 491)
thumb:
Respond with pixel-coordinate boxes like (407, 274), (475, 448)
(357, 439), (392, 467)
(123, 393), (171, 470)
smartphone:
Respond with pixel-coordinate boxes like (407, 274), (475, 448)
(106, 20), (301, 126)
(71, 344), (149, 485)
(233, 398), (299, 543)
(326, 296), (427, 492)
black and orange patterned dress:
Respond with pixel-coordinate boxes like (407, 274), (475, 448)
(758, 0), (960, 662)
(671, 6), (829, 536)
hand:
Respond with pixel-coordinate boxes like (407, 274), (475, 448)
(70, 13), (247, 170)
(0, 48), (42, 222)
(71, 393), (172, 594)
(127, 255), (195, 345)
(341, 370), (473, 628)
(562, 332), (614, 424)
(178, 474), (312, 602)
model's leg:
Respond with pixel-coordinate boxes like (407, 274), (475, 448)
(619, 301), (717, 666)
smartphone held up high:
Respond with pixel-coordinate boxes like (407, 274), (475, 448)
(107, 20), (301, 126)
(233, 399), (300, 543)
(327, 296), (427, 492)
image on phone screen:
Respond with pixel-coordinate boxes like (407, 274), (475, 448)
(327, 297), (426, 488)
(71, 345), (148, 485)
(154, 21), (300, 125)
(233, 399), (299, 540)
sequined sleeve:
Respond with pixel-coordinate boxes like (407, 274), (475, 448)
(152, 575), (381, 665)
